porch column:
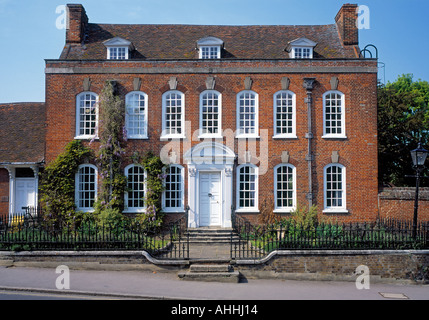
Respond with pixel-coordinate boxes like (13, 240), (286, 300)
(187, 166), (198, 228)
(222, 166), (234, 228)
(30, 165), (39, 212)
(4, 166), (15, 217)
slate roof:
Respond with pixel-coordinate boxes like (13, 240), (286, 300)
(0, 103), (45, 164)
(60, 23), (359, 60)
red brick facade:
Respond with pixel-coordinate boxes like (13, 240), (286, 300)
(46, 68), (378, 222)
(42, 4), (377, 224)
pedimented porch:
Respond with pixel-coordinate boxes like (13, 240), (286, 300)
(184, 142), (236, 229)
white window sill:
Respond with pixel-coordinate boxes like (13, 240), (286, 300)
(74, 135), (98, 140)
(274, 208), (296, 213)
(323, 208), (349, 214)
(160, 135), (186, 141)
(162, 209), (185, 214)
(198, 134), (223, 140)
(272, 134), (297, 140)
(127, 136), (148, 140)
(123, 208), (146, 213)
(235, 134), (260, 139)
(235, 208), (260, 214)
(76, 208), (95, 213)
(322, 135), (347, 139)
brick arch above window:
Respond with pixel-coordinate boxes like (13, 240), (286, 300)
(159, 84), (188, 95)
(319, 153), (350, 169)
(271, 156), (299, 169)
(196, 83), (225, 94)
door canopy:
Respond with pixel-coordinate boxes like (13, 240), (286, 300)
(184, 142), (236, 165)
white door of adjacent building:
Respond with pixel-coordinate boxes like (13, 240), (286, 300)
(14, 178), (36, 213)
(199, 172), (221, 227)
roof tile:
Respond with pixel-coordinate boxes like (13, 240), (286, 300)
(62, 23), (358, 60)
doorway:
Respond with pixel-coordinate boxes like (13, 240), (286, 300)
(199, 172), (221, 227)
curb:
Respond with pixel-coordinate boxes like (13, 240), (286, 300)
(0, 285), (196, 300)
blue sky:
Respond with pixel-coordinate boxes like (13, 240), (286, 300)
(0, 0), (428, 103)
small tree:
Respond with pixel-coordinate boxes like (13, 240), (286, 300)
(378, 74), (429, 186)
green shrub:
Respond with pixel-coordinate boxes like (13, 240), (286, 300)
(39, 140), (93, 227)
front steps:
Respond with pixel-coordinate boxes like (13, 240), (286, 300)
(186, 227), (239, 244)
(178, 264), (240, 283)
(177, 228), (241, 282)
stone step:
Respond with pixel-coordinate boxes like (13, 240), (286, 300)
(189, 237), (239, 245)
(186, 229), (240, 244)
(178, 264), (240, 283)
(190, 264), (232, 273)
(187, 228), (234, 234)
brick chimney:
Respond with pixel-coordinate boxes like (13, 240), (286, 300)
(335, 3), (358, 46)
(66, 4), (88, 44)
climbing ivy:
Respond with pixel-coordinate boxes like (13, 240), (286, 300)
(94, 80), (128, 217)
(39, 140), (93, 227)
(135, 151), (167, 229)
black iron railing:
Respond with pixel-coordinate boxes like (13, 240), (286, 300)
(0, 209), (189, 260)
(231, 215), (429, 259)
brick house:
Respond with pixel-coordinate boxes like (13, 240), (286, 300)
(2, 3), (380, 226)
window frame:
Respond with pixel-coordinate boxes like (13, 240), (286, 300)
(75, 92), (99, 140)
(199, 46), (221, 59)
(162, 164), (185, 213)
(236, 90), (259, 139)
(161, 90), (186, 140)
(198, 90), (223, 139)
(272, 90), (297, 139)
(273, 164), (296, 213)
(323, 163), (348, 213)
(125, 91), (148, 139)
(124, 164), (146, 213)
(107, 47), (129, 60)
(75, 164), (98, 212)
(322, 90), (347, 139)
(236, 164), (259, 213)
(291, 46), (313, 59)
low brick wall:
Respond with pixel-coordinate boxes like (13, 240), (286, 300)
(378, 188), (429, 221)
(1, 249), (428, 283)
(235, 250), (429, 283)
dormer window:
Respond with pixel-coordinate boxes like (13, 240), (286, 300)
(103, 37), (134, 60)
(293, 47), (312, 59)
(197, 36), (223, 59)
(201, 46), (220, 59)
(109, 47), (127, 60)
(287, 37), (317, 59)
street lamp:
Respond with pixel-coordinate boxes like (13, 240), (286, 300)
(410, 141), (428, 239)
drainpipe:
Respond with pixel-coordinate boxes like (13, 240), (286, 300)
(303, 78), (316, 208)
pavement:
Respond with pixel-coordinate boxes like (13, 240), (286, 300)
(187, 243), (231, 260)
(0, 265), (428, 301)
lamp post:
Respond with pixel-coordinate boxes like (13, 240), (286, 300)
(410, 141), (428, 239)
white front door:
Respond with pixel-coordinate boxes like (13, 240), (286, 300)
(15, 178), (36, 213)
(199, 172), (221, 227)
